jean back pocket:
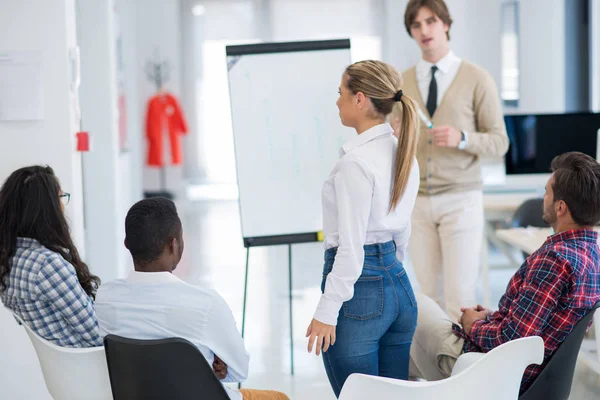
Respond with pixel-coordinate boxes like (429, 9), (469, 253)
(342, 276), (384, 320)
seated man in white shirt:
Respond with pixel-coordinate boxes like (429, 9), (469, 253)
(95, 197), (289, 400)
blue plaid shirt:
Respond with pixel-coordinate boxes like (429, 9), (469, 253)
(1, 237), (101, 347)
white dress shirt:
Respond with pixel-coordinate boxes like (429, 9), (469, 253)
(314, 123), (420, 325)
(95, 271), (250, 400)
(416, 50), (462, 108)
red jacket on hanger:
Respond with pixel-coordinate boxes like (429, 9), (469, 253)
(145, 92), (188, 167)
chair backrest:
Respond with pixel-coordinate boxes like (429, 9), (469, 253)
(14, 315), (112, 400)
(103, 334), (229, 400)
(512, 198), (548, 229)
(519, 302), (600, 400)
(339, 336), (544, 400)
(455, 335), (544, 400)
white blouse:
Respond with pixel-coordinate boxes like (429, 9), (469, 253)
(314, 123), (419, 325)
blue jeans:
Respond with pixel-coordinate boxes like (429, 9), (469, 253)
(321, 241), (418, 398)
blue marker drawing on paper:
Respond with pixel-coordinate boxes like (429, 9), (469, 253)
(227, 55), (242, 71)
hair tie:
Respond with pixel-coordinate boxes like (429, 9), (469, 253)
(393, 90), (403, 102)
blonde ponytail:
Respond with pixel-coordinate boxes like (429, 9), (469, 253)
(343, 60), (418, 212)
(389, 94), (418, 212)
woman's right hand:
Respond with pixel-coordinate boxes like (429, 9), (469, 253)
(306, 318), (336, 356)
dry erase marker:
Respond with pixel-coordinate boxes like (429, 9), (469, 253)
(417, 109), (434, 129)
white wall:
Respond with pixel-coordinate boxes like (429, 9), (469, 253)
(381, 0), (420, 74)
(112, 0), (144, 208)
(0, 0), (84, 248)
(518, 0), (566, 113)
(0, 2), (79, 398)
(270, 0), (377, 41)
(449, 0), (502, 87)
(115, 0), (142, 273)
(180, 0), (207, 181)
(78, 0), (128, 282)
(202, 0), (257, 41)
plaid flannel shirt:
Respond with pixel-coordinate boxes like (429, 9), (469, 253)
(453, 229), (600, 393)
(1, 237), (101, 347)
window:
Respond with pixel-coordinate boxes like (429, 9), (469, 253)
(501, 0), (520, 107)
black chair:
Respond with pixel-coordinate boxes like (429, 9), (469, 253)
(519, 302), (600, 400)
(103, 335), (229, 400)
(512, 198), (548, 229)
(512, 198), (549, 257)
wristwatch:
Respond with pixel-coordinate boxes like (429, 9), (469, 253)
(457, 130), (469, 150)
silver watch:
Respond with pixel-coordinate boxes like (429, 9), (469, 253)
(457, 130), (468, 150)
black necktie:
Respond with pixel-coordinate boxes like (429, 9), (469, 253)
(426, 65), (438, 117)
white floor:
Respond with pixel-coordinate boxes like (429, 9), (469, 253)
(1, 198), (599, 399)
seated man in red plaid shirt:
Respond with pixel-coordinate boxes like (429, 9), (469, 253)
(409, 151), (600, 394)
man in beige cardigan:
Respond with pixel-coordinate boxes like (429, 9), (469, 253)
(401, 0), (509, 320)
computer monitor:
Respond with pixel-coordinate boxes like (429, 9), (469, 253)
(504, 112), (600, 175)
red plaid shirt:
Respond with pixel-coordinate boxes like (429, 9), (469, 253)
(453, 229), (600, 393)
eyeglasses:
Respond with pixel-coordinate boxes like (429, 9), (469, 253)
(59, 192), (71, 206)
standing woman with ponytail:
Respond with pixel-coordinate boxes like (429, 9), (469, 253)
(0, 166), (102, 347)
(306, 60), (420, 397)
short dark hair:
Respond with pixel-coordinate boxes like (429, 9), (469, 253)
(551, 152), (600, 226)
(125, 197), (182, 263)
(404, 0), (453, 40)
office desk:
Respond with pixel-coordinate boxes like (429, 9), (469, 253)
(496, 227), (552, 254)
(496, 227), (600, 253)
(481, 192), (541, 306)
(483, 192), (538, 219)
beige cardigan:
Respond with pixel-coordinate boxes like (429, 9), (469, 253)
(402, 61), (509, 195)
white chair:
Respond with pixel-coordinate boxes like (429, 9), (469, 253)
(13, 314), (112, 400)
(338, 336), (544, 400)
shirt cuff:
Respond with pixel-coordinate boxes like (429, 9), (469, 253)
(468, 318), (487, 339)
(452, 323), (467, 339)
(313, 295), (343, 326)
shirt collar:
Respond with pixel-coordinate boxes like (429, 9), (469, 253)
(126, 270), (183, 284)
(416, 50), (460, 78)
(16, 237), (42, 248)
(543, 229), (598, 248)
(340, 123), (393, 156)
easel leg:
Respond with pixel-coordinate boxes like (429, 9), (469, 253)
(242, 246), (250, 338)
(239, 246), (250, 389)
(288, 244), (294, 376)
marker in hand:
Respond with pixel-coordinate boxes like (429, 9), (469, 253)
(417, 108), (434, 129)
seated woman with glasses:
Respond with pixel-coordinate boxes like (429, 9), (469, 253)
(0, 165), (102, 347)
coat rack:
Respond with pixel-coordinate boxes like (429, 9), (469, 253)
(143, 51), (174, 200)
(146, 56), (170, 92)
